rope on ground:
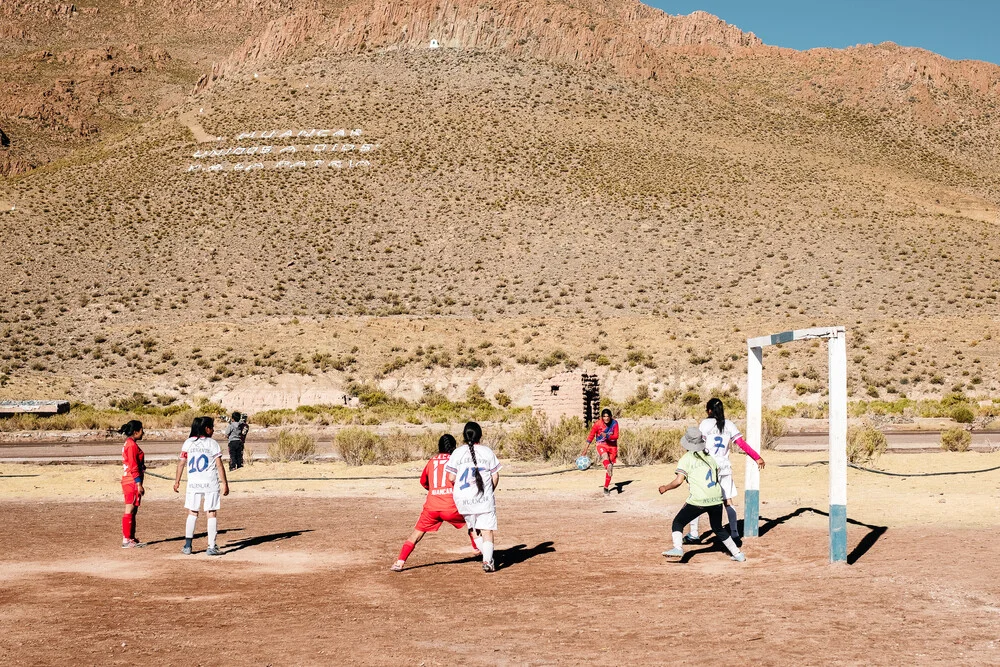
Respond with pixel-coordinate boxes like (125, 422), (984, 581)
(778, 461), (1000, 477)
(144, 465), (594, 483)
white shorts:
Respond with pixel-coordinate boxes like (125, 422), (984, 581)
(463, 511), (498, 532)
(719, 473), (738, 501)
(185, 490), (221, 512)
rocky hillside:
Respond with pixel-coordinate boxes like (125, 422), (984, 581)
(1, 0), (999, 410)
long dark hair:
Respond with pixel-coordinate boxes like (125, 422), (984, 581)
(189, 416), (206, 438)
(463, 421), (485, 495)
(706, 398), (725, 433)
(119, 420), (142, 437)
(438, 433), (457, 454)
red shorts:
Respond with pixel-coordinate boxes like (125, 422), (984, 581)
(122, 480), (141, 507)
(596, 444), (618, 464)
(414, 508), (465, 533)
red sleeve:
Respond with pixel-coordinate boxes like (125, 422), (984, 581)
(123, 440), (140, 479)
(734, 436), (762, 462)
(587, 422), (600, 443)
(419, 460), (432, 490)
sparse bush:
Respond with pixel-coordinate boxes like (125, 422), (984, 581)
(267, 430), (316, 462)
(494, 390), (512, 408)
(950, 405), (975, 424)
(334, 427), (415, 465)
(846, 425), (887, 464)
(940, 427), (971, 452)
(252, 409), (295, 427)
(618, 427), (683, 466)
(760, 409), (787, 450)
(503, 413), (585, 463)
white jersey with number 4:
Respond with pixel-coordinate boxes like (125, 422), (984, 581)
(445, 444), (501, 515)
(699, 418), (742, 476)
(181, 437), (222, 492)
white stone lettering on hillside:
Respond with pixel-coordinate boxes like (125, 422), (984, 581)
(185, 129), (378, 174)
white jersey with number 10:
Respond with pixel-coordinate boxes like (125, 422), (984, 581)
(445, 444), (502, 515)
(181, 437), (222, 492)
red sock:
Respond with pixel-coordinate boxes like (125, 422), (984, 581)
(122, 514), (133, 541)
(398, 541), (415, 562)
(605, 473), (612, 489)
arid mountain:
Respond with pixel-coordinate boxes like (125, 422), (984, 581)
(1, 0), (999, 410)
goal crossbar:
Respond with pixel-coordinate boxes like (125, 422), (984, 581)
(744, 326), (848, 563)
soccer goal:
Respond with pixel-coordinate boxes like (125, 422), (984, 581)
(743, 326), (848, 563)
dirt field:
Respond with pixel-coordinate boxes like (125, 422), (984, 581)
(1, 452), (999, 665)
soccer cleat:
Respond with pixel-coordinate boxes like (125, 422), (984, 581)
(662, 548), (684, 558)
(206, 546), (221, 556)
(731, 552), (747, 562)
(603, 488), (611, 496)
(121, 539), (137, 549)
(390, 561), (405, 572)
(482, 560), (496, 573)
(472, 549), (482, 557)
(683, 533), (700, 544)
(181, 545), (192, 555)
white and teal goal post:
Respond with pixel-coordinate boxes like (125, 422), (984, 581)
(744, 326), (848, 564)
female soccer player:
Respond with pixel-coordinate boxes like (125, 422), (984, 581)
(390, 434), (481, 572)
(685, 398), (766, 542)
(659, 427), (746, 562)
(579, 408), (619, 495)
(173, 416), (229, 556)
(446, 422), (502, 572)
(120, 420), (146, 548)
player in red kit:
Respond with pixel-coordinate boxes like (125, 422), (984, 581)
(390, 434), (480, 571)
(579, 408), (619, 496)
(119, 420), (146, 548)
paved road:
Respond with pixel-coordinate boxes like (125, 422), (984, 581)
(0, 431), (996, 463)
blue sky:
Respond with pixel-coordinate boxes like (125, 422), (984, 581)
(649, 1), (1000, 65)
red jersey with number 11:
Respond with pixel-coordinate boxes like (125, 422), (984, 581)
(420, 452), (459, 513)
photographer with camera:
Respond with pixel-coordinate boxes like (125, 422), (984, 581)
(225, 411), (249, 470)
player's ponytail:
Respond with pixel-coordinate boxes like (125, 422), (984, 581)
(707, 398), (725, 433)
(188, 416), (204, 439)
(118, 420), (142, 437)
(463, 421), (485, 495)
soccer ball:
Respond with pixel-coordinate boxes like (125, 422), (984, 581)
(575, 455), (592, 471)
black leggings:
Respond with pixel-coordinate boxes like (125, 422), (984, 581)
(671, 503), (725, 536)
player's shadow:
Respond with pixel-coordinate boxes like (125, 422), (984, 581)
(223, 529), (313, 554)
(403, 541), (556, 571)
(144, 528), (245, 546)
(758, 507), (888, 564)
(497, 541), (555, 570)
(611, 480), (634, 495)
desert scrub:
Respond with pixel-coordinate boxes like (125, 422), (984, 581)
(846, 425), (887, 465)
(0, 401), (201, 432)
(940, 427), (971, 452)
(502, 414), (586, 463)
(334, 427), (418, 465)
(267, 430), (316, 462)
(618, 427), (683, 465)
(760, 409), (787, 450)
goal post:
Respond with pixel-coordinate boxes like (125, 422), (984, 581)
(744, 326), (848, 563)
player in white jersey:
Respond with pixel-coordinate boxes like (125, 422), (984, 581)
(172, 416), (230, 556)
(686, 398), (766, 542)
(445, 421), (502, 573)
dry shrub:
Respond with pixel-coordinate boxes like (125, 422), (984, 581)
(940, 427), (971, 452)
(618, 427), (683, 466)
(334, 427), (415, 466)
(268, 430), (316, 462)
(503, 413), (586, 463)
(761, 409), (787, 450)
(846, 425), (887, 464)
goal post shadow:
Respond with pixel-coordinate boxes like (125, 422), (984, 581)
(744, 326), (849, 563)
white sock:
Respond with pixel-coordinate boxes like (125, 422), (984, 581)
(207, 517), (217, 548)
(721, 536), (741, 557)
(671, 531), (683, 551)
(726, 506), (739, 537)
(185, 515), (197, 539)
(481, 541), (494, 565)
(688, 519), (699, 537)
(473, 534), (483, 551)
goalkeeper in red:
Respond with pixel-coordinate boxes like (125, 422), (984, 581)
(579, 408), (619, 495)
(391, 434), (480, 572)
